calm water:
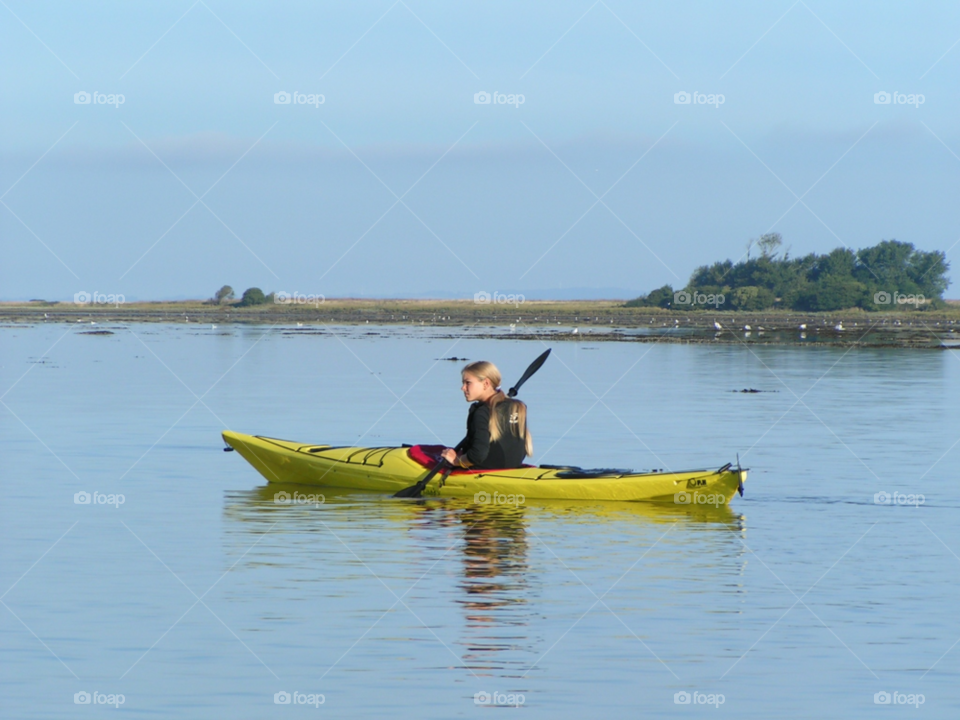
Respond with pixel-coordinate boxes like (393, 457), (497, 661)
(2, 323), (959, 718)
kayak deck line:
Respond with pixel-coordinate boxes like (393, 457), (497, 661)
(222, 430), (746, 504)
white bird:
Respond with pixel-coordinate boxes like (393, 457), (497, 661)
(44, 313), (48, 318)
(800, 332), (807, 339)
(713, 321), (722, 330)
(743, 325), (751, 331)
(296, 322), (303, 327)
(509, 323), (516, 332)
(572, 327), (579, 334)
(211, 324), (217, 330)
(90, 321), (96, 325)
(799, 323), (806, 330)
(835, 322), (843, 331)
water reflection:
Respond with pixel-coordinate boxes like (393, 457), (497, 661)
(224, 484), (746, 531)
(223, 485), (747, 681)
(453, 503), (533, 676)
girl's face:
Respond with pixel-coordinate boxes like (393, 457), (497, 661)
(461, 372), (493, 402)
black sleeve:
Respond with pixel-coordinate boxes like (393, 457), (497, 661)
(454, 404), (475, 453)
(462, 404), (491, 466)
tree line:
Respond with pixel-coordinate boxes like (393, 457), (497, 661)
(209, 285), (269, 307)
(626, 236), (950, 311)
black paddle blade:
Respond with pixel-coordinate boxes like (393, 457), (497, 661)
(508, 348), (551, 397)
(394, 462), (447, 498)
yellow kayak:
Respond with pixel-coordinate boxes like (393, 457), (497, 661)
(222, 431), (745, 504)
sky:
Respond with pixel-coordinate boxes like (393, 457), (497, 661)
(2, 0), (960, 301)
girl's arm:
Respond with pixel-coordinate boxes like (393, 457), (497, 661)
(460, 404), (491, 467)
(442, 406), (475, 464)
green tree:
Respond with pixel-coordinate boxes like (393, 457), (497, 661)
(795, 276), (867, 311)
(625, 284), (674, 308)
(214, 285), (235, 304)
(237, 287), (267, 307)
(730, 285), (776, 311)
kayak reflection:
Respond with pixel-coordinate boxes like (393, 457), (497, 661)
(222, 486), (746, 680)
(225, 485), (746, 529)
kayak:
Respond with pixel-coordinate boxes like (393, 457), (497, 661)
(222, 431), (745, 504)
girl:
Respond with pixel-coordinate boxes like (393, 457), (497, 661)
(441, 361), (533, 470)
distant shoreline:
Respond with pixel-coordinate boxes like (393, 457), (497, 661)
(3, 299), (959, 349)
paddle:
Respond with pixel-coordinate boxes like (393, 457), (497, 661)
(736, 453), (744, 497)
(394, 461), (451, 498)
(393, 349), (552, 499)
(508, 349), (551, 397)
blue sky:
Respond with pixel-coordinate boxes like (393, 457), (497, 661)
(2, 0), (960, 300)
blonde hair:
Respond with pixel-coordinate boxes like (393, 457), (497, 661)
(462, 361), (533, 457)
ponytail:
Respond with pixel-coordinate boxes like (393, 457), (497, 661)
(463, 360), (534, 458)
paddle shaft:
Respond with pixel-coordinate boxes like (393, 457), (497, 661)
(393, 460), (449, 498)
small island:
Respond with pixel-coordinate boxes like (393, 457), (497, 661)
(627, 237), (948, 312)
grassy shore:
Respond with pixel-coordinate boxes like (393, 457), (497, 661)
(4, 299), (960, 348)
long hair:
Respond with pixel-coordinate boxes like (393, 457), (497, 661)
(462, 361), (533, 457)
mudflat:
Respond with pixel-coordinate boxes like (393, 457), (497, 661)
(4, 299), (960, 348)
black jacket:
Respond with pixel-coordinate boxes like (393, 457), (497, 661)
(455, 401), (527, 469)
